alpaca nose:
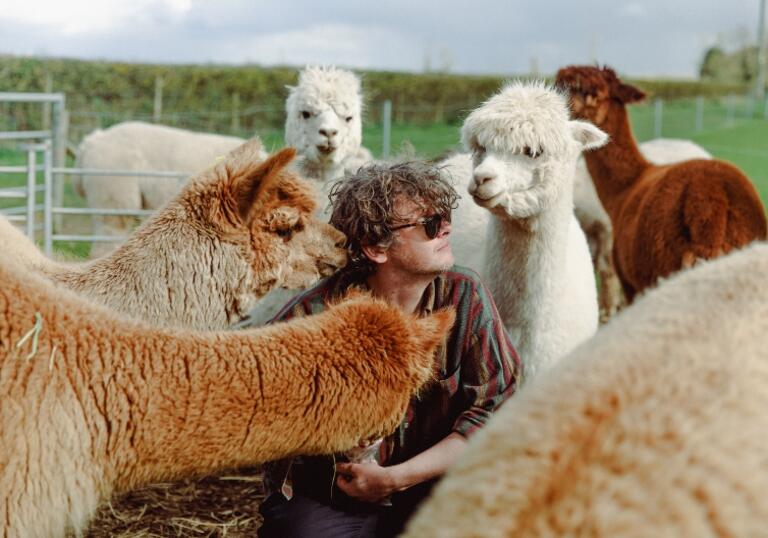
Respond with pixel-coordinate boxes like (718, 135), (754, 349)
(474, 172), (496, 186)
(319, 128), (338, 138)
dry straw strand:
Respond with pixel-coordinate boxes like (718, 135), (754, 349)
(15, 311), (43, 360)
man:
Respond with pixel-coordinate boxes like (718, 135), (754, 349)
(244, 162), (522, 537)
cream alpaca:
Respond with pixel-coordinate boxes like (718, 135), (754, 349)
(246, 66), (375, 327)
(574, 138), (713, 319)
(7, 140), (348, 330)
(74, 121), (267, 256)
(461, 81), (607, 378)
(0, 255), (454, 538)
(285, 66), (373, 194)
(404, 241), (768, 538)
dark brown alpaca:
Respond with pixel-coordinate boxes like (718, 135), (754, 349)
(555, 65), (767, 302)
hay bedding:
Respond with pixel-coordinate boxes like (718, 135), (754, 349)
(83, 468), (265, 537)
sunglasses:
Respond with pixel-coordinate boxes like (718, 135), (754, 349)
(390, 212), (450, 240)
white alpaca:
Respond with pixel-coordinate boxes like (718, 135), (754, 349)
(435, 152), (491, 277)
(6, 142), (347, 330)
(285, 65), (373, 199)
(245, 66), (375, 326)
(461, 81), (607, 378)
(404, 241), (768, 538)
(573, 138), (713, 318)
(74, 121), (266, 257)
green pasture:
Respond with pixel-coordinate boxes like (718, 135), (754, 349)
(1, 96), (767, 260)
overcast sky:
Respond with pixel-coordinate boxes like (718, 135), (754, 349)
(0, 0), (761, 78)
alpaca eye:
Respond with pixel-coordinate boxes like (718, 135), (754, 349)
(301, 111), (311, 119)
(276, 228), (294, 240)
(345, 116), (353, 123)
(523, 146), (541, 158)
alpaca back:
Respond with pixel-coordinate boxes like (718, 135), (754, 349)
(0, 214), (57, 271)
(404, 242), (768, 537)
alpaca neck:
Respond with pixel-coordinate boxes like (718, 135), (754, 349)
(485, 185), (573, 365)
(301, 157), (345, 185)
(583, 105), (648, 217)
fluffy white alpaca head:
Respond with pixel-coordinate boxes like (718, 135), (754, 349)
(285, 66), (364, 168)
(462, 81), (607, 218)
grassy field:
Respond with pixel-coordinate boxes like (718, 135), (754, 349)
(1, 97), (767, 259)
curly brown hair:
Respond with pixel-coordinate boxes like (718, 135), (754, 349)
(328, 161), (459, 273)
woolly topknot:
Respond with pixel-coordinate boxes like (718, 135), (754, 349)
(461, 80), (572, 157)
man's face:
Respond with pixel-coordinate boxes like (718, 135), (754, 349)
(384, 197), (454, 276)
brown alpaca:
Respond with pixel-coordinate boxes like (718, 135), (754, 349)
(556, 65), (767, 301)
(0, 255), (454, 537)
(6, 139), (348, 330)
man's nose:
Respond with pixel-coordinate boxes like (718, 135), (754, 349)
(439, 219), (451, 237)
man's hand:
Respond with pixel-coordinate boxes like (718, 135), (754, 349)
(335, 461), (397, 503)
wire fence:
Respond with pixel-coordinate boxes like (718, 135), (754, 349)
(1, 90), (766, 257)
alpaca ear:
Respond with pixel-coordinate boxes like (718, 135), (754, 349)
(570, 120), (609, 151)
(226, 137), (265, 161)
(231, 147), (297, 223)
(617, 82), (646, 104)
(413, 308), (456, 354)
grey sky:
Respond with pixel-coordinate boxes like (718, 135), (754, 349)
(0, 0), (760, 77)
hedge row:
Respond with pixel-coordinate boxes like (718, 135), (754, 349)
(0, 55), (750, 134)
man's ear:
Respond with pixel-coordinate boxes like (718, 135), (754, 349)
(361, 243), (388, 264)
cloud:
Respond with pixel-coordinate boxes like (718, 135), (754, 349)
(0, 0), (191, 35)
(618, 3), (647, 18)
(0, 0), (759, 77)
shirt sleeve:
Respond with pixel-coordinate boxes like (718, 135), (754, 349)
(451, 281), (522, 438)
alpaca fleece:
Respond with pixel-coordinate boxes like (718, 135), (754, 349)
(556, 65), (767, 302)
(74, 121), (266, 257)
(573, 138), (713, 320)
(2, 140), (348, 330)
(460, 81), (606, 378)
(0, 256), (454, 537)
(404, 242), (768, 537)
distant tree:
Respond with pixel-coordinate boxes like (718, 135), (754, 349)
(699, 46), (726, 80)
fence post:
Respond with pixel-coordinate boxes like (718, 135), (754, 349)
(42, 71), (53, 131)
(695, 96), (704, 132)
(382, 100), (392, 159)
(43, 141), (53, 256)
(26, 145), (37, 239)
(726, 95), (735, 127)
(231, 92), (241, 133)
(52, 96), (67, 231)
(153, 76), (164, 123)
(654, 98), (663, 138)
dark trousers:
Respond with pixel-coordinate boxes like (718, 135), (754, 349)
(258, 458), (434, 537)
(257, 488), (430, 538)
(258, 493), (384, 538)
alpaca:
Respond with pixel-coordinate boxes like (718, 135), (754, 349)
(403, 241), (768, 538)
(575, 138), (713, 320)
(0, 255), (455, 538)
(74, 121), (267, 257)
(211, 66), (376, 327)
(460, 81), (607, 378)
(0, 213), (54, 269)
(556, 65), (767, 302)
(435, 151), (491, 277)
(14, 140), (348, 330)
(285, 65), (373, 196)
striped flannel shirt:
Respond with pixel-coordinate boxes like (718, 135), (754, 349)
(244, 264), (522, 500)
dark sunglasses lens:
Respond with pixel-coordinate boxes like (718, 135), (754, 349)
(425, 215), (442, 239)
